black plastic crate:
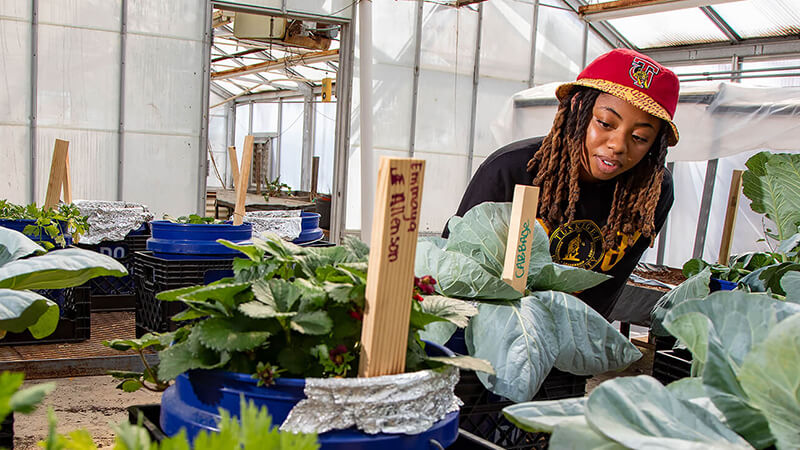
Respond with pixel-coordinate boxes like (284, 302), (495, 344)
(133, 252), (234, 337)
(456, 369), (588, 449)
(0, 288), (90, 346)
(128, 404), (167, 443)
(78, 233), (150, 312)
(653, 349), (692, 385)
(0, 412), (12, 449)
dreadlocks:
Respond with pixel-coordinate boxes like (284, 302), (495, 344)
(526, 87), (669, 250)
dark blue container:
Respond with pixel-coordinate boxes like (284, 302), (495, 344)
(160, 342), (460, 449)
(293, 212), (324, 244)
(146, 220), (252, 260)
(0, 219), (72, 247)
(710, 277), (737, 292)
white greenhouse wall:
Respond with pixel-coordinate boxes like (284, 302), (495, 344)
(0, 0), (208, 218)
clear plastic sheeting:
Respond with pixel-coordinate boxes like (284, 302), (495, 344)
(280, 366), (460, 435)
(491, 81), (800, 267)
(220, 0), (354, 20)
(73, 200), (153, 244)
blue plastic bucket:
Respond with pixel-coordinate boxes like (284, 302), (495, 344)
(0, 219), (72, 248)
(160, 342), (459, 449)
(146, 220), (252, 260)
(293, 212), (324, 244)
(710, 277), (737, 292)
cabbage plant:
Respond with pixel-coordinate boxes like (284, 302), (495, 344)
(504, 278), (800, 450)
(0, 227), (127, 339)
(414, 202), (641, 402)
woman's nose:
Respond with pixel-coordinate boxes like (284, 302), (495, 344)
(608, 131), (626, 154)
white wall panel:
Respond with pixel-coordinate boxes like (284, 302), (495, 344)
(224, 0), (353, 19)
(371, 64), (412, 152)
(39, 0), (120, 30)
(473, 77), (528, 158)
(37, 25), (120, 130)
(253, 102), (278, 133)
(372, 0), (416, 66)
(0, 19), (31, 125)
(314, 101), (336, 195)
(122, 133), (199, 217)
(419, 4), (478, 75)
(480, 0), (532, 82)
(0, 1), (31, 20)
(414, 151), (469, 233)
(414, 70), (472, 155)
(127, 0), (205, 40)
(533, 0), (584, 84)
(35, 129), (117, 202)
(207, 110), (227, 189)
(279, 101), (303, 190)
(124, 34), (203, 135)
(0, 126), (30, 204)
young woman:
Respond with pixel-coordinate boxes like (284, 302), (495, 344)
(451, 48), (679, 318)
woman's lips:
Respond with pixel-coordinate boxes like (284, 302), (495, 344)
(594, 155), (621, 174)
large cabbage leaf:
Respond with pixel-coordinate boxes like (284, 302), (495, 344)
(0, 247), (127, 290)
(0, 227), (46, 266)
(467, 292), (640, 402)
(739, 313), (800, 450)
(664, 291), (800, 448)
(0, 289), (59, 338)
(650, 267), (711, 337)
(585, 376), (752, 450)
(741, 151), (800, 242)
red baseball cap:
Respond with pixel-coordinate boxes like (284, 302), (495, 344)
(556, 48), (680, 145)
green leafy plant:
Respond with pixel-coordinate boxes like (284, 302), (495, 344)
(414, 202), (641, 402)
(505, 279), (800, 450)
(0, 371), (55, 429)
(108, 234), (486, 391)
(742, 151), (800, 243)
(0, 227), (127, 340)
(103, 331), (187, 393)
(162, 214), (224, 225)
(40, 396), (318, 450)
(263, 176), (292, 200)
(0, 200), (89, 249)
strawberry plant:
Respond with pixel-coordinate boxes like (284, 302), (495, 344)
(0, 200), (89, 249)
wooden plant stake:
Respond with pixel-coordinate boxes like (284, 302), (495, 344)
(358, 157), (425, 377)
(310, 156), (320, 201)
(718, 169), (744, 265)
(232, 136), (254, 226)
(501, 185), (540, 293)
(44, 139), (72, 210)
(228, 146), (240, 189)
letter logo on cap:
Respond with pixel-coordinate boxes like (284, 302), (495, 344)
(629, 57), (660, 89)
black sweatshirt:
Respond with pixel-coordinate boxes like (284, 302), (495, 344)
(447, 137), (674, 318)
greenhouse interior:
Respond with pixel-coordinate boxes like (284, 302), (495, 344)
(1, 0), (799, 449)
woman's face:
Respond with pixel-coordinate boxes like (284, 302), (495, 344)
(580, 92), (662, 183)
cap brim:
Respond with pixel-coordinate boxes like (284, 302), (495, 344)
(556, 80), (679, 146)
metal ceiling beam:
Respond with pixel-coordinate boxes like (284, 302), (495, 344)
(700, 6), (740, 44)
(211, 49), (339, 80)
(560, 0), (634, 49)
(640, 35), (800, 65)
(579, 0), (741, 23)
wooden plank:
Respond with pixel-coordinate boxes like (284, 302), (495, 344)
(718, 169), (744, 265)
(233, 136), (254, 226)
(579, 0), (738, 15)
(44, 139), (70, 210)
(501, 185), (540, 293)
(310, 156), (320, 200)
(359, 158), (425, 378)
(228, 146), (240, 189)
(211, 49), (339, 81)
(62, 150), (72, 204)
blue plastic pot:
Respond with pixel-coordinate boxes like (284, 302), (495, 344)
(0, 219), (72, 247)
(160, 342), (460, 449)
(710, 277), (737, 292)
(293, 212), (324, 244)
(146, 220), (252, 260)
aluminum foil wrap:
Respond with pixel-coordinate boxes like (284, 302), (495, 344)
(280, 367), (461, 435)
(73, 200), (153, 244)
(237, 210), (302, 241)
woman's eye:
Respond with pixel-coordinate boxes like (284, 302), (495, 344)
(633, 135), (649, 143)
(596, 119), (610, 128)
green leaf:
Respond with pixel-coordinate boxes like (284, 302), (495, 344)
(742, 151), (800, 242)
(415, 240), (522, 301)
(739, 313), (800, 450)
(758, 262), (800, 296)
(444, 202), (513, 277)
(550, 420), (627, 450)
(683, 258), (710, 278)
(194, 317), (272, 352)
(586, 376), (752, 449)
(107, 370), (144, 380)
(290, 311), (333, 335)
(0, 227), (46, 266)
(783, 271), (800, 303)
(157, 331), (231, 381)
(342, 235), (370, 260)
(238, 301), (296, 319)
(119, 379), (144, 393)
(650, 267), (711, 337)
(178, 282), (252, 312)
(418, 321), (457, 346)
(427, 355), (494, 374)
(9, 381), (55, 414)
(527, 263), (611, 293)
(293, 278), (327, 311)
(321, 281), (352, 304)
(217, 239), (263, 261)
(417, 295), (478, 328)
(503, 397), (587, 433)
(253, 278), (301, 312)
(155, 285), (207, 302)
(0, 289), (59, 337)
(409, 307), (447, 329)
(0, 248), (127, 290)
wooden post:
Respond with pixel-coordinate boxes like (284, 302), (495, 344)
(501, 185), (540, 293)
(254, 143), (262, 195)
(359, 157), (425, 377)
(310, 156), (320, 200)
(718, 169), (744, 265)
(62, 150), (72, 204)
(44, 139), (71, 210)
(228, 146), (240, 189)
(233, 136), (254, 226)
